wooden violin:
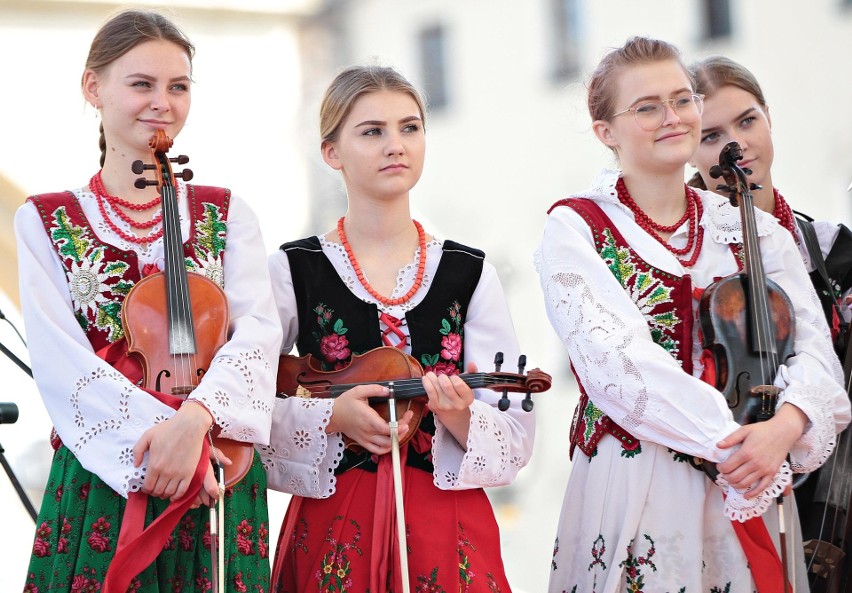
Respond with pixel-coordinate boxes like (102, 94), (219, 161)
(121, 129), (252, 488)
(693, 140), (796, 481)
(276, 346), (550, 451)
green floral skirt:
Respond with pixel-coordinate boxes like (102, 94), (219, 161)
(23, 445), (270, 592)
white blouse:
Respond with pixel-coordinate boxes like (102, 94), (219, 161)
(14, 182), (282, 497)
(260, 236), (536, 498)
(535, 168), (851, 519)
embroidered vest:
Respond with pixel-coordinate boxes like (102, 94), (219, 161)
(282, 237), (484, 473)
(549, 198), (695, 458)
(28, 185), (231, 355)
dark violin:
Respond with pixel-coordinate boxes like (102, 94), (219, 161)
(121, 129), (252, 487)
(276, 346), (550, 451)
(693, 141), (796, 481)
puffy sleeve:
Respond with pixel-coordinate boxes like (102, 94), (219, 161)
(534, 205), (743, 460)
(14, 196), (281, 498)
(762, 225), (851, 472)
(183, 195), (283, 445)
(258, 249), (343, 498)
(431, 261), (537, 490)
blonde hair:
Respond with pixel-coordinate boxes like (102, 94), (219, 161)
(587, 36), (692, 123)
(319, 66), (426, 145)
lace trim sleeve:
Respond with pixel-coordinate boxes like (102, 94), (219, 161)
(258, 396), (343, 498)
(432, 399), (531, 489)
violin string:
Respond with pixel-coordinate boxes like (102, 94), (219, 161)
(288, 373), (530, 399)
(163, 167), (194, 393)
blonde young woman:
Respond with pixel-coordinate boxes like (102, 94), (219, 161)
(536, 37), (849, 592)
(261, 66), (535, 593)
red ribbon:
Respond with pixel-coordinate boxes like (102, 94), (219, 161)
(94, 340), (211, 593)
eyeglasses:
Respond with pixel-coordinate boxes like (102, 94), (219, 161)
(611, 93), (704, 131)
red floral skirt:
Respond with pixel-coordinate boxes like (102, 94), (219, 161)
(271, 464), (511, 593)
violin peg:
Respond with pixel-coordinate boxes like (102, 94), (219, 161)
(522, 393), (534, 413)
(172, 155), (190, 165)
(493, 352), (503, 372)
(498, 391), (510, 412)
(517, 354), (526, 374)
(177, 168), (194, 182)
(131, 160), (145, 175)
(741, 167), (753, 176)
(134, 178), (157, 190)
(749, 182), (762, 191)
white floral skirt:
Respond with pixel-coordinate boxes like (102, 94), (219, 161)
(548, 437), (808, 593)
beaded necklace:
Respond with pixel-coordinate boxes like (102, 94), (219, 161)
(772, 189), (797, 236)
(337, 217), (427, 306)
(616, 177), (705, 267)
(89, 171), (165, 245)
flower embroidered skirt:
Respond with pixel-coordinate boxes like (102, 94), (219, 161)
(23, 445), (271, 592)
(548, 437), (808, 593)
(271, 465), (512, 593)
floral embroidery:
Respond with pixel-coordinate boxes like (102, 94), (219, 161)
(600, 229), (679, 357)
(618, 534), (657, 592)
(86, 517), (112, 553)
(421, 301), (463, 375)
(316, 516), (362, 592)
(312, 303), (351, 370)
(186, 202), (227, 287)
(47, 206), (132, 341)
(588, 534), (607, 571)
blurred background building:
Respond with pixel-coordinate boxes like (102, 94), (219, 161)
(1, 1), (850, 591)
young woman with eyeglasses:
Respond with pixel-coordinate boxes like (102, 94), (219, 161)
(535, 36), (850, 592)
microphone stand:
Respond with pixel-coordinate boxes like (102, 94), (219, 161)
(0, 333), (38, 522)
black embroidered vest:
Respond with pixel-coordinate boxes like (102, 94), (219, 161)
(282, 237), (484, 473)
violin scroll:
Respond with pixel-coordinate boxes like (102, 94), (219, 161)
(131, 129), (194, 190)
(709, 141), (762, 205)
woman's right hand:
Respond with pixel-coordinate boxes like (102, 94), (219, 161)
(132, 401), (213, 500)
(326, 384), (415, 454)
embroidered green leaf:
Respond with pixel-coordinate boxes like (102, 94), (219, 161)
(95, 302), (125, 342)
(440, 318), (451, 335)
(195, 203), (227, 257)
(582, 400), (605, 442)
(333, 318), (348, 335)
(620, 443), (642, 458)
(421, 353), (440, 367)
(103, 260), (129, 276)
(50, 208), (91, 263)
(112, 280), (134, 296)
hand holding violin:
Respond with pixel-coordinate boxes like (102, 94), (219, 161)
(422, 361), (479, 447)
(327, 384), (416, 455)
(717, 403), (808, 498)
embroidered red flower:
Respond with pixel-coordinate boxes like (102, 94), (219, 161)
(194, 575), (212, 592)
(440, 333), (462, 361)
(233, 571), (248, 593)
(87, 531), (110, 553)
(23, 583), (38, 593)
(79, 483), (91, 499)
(427, 360), (460, 376)
(32, 538), (51, 558)
(54, 485), (64, 502)
(320, 334), (351, 362)
(236, 520), (255, 555)
(70, 574), (101, 593)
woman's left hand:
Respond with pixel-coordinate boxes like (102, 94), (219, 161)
(422, 362), (476, 447)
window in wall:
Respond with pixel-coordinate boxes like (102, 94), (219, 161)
(550, 0), (581, 81)
(702, 0), (732, 40)
(419, 25), (448, 111)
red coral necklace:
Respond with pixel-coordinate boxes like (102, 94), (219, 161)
(616, 177), (705, 267)
(337, 216), (427, 306)
(89, 171), (164, 245)
(772, 189), (797, 236)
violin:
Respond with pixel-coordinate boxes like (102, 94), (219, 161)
(121, 129), (252, 487)
(276, 346), (550, 451)
(693, 141), (796, 481)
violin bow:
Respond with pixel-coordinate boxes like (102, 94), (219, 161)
(387, 383), (411, 593)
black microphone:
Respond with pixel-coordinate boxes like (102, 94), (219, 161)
(0, 402), (19, 424)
